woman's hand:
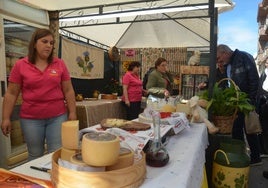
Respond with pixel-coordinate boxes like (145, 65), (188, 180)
(143, 89), (148, 96)
(1, 119), (12, 137)
(68, 111), (77, 120)
(125, 100), (130, 107)
(164, 90), (170, 97)
(197, 82), (207, 89)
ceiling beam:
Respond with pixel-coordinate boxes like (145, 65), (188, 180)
(59, 14), (210, 29)
(60, 29), (110, 50)
(58, 3), (208, 21)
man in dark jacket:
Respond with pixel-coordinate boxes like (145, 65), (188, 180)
(217, 44), (261, 165)
(198, 60), (228, 90)
(256, 58), (268, 157)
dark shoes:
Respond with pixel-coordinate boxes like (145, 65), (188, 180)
(260, 153), (268, 158)
(263, 171), (268, 179)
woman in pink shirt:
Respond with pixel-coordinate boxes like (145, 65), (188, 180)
(122, 61), (143, 120)
(1, 28), (77, 161)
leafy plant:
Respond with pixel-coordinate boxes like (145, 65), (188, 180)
(105, 78), (122, 95)
(199, 81), (254, 116)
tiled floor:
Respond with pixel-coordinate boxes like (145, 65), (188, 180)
(248, 157), (268, 188)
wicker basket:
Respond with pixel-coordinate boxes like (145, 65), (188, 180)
(212, 78), (239, 134)
(101, 94), (117, 100)
(212, 115), (236, 134)
(51, 149), (146, 188)
(108, 46), (120, 61)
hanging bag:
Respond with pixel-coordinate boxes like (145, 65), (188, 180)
(245, 110), (262, 134)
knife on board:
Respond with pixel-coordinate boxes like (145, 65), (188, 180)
(30, 166), (51, 173)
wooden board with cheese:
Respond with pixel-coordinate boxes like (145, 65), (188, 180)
(100, 118), (151, 131)
(51, 149), (146, 188)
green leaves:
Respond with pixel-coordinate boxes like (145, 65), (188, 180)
(199, 80), (254, 116)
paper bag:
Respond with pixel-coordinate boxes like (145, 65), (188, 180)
(245, 111), (262, 134)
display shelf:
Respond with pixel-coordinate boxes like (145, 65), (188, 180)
(180, 65), (209, 99)
(0, 20), (35, 169)
(183, 85), (194, 87)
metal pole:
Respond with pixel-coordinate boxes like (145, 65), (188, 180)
(208, 0), (218, 100)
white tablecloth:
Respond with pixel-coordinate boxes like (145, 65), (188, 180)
(141, 123), (208, 188)
(11, 123), (208, 188)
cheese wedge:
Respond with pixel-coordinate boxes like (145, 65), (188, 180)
(176, 103), (191, 114)
(105, 119), (130, 127)
(161, 104), (176, 112)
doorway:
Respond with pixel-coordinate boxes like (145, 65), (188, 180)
(0, 19), (35, 168)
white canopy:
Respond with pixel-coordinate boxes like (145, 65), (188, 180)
(16, 0), (234, 49)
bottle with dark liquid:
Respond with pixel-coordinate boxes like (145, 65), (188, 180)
(146, 113), (169, 167)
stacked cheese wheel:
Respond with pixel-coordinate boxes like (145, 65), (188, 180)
(61, 120), (134, 171)
(61, 120), (80, 162)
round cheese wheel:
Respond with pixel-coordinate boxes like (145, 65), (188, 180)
(106, 147), (134, 171)
(61, 147), (77, 162)
(82, 132), (120, 166)
(70, 153), (87, 166)
(61, 120), (79, 149)
(69, 153), (106, 172)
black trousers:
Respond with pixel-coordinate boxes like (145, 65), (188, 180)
(259, 102), (268, 154)
(232, 112), (261, 162)
(122, 101), (141, 120)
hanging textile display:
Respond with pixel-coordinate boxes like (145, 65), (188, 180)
(61, 37), (104, 79)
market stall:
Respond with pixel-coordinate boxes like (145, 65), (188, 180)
(10, 122), (208, 188)
(0, 0), (234, 171)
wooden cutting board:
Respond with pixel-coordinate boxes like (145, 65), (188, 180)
(100, 118), (151, 131)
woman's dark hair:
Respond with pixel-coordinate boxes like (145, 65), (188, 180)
(154, 57), (167, 68)
(28, 28), (54, 64)
(128, 61), (141, 71)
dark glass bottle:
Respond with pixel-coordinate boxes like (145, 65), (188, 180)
(146, 113), (169, 167)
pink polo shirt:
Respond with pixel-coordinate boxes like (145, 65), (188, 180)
(122, 71), (142, 102)
(9, 57), (70, 119)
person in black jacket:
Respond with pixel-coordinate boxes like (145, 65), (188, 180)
(256, 58), (268, 157)
(142, 67), (154, 90)
(217, 44), (261, 166)
(198, 59), (227, 90)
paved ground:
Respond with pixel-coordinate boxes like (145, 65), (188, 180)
(205, 134), (268, 188)
(248, 157), (268, 188)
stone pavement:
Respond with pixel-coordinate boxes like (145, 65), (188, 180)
(248, 157), (268, 188)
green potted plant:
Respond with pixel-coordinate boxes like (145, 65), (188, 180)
(198, 78), (254, 134)
(105, 78), (123, 96)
